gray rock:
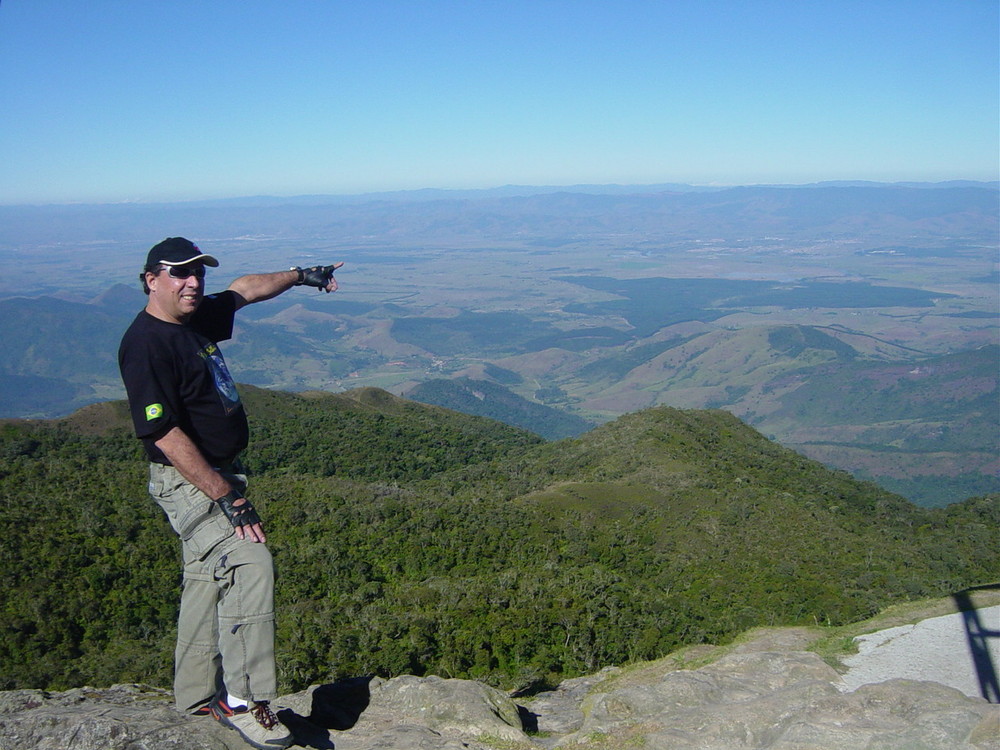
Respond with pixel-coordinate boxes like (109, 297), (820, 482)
(275, 674), (527, 750)
(554, 647), (999, 750)
(522, 667), (621, 736)
(0, 684), (241, 750)
(1, 622), (997, 750)
(369, 675), (525, 740)
(0, 677), (524, 750)
(767, 679), (998, 750)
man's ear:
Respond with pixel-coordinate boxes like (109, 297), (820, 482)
(143, 270), (159, 295)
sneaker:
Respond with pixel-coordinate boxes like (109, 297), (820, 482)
(210, 693), (293, 749)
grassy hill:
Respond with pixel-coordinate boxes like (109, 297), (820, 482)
(751, 343), (1000, 506)
(562, 328), (998, 506)
(1, 387), (996, 695)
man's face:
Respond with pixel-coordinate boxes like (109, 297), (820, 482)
(145, 264), (206, 323)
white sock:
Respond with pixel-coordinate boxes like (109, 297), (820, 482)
(227, 694), (248, 709)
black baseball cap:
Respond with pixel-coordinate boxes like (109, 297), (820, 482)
(144, 237), (219, 271)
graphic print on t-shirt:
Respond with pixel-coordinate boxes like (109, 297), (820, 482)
(198, 343), (241, 415)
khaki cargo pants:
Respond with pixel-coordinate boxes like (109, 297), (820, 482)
(148, 463), (277, 712)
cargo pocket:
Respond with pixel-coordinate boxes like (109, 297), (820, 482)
(150, 464), (226, 547)
(184, 510), (234, 561)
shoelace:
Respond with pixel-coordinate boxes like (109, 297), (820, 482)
(251, 701), (280, 730)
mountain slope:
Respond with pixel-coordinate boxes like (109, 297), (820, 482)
(563, 328), (998, 506)
(405, 377), (594, 439)
(577, 324), (856, 414)
(751, 344), (1000, 506)
(1, 389), (996, 695)
(0, 292), (139, 416)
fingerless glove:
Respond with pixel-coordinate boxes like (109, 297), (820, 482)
(216, 490), (262, 529)
(293, 264), (338, 289)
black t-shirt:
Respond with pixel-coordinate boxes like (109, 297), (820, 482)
(118, 292), (249, 465)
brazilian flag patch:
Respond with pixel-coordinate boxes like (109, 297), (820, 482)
(144, 403), (164, 421)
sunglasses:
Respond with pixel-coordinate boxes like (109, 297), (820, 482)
(162, 265), (206, 279)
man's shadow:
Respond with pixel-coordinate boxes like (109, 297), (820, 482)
(277, 675), (374, 749)
(953, 584), (1000, 704)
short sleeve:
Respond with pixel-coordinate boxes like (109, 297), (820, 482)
(119, 333), (180, 441)
(191, 291), (238, 342)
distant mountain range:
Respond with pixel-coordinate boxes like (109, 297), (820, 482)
(1, 182), (996, 246)
(5, 179), (998, 208)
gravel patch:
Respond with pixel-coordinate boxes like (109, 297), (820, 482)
(840, 604), (1000, 700)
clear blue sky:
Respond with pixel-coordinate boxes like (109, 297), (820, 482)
(1, 0), (997, 204)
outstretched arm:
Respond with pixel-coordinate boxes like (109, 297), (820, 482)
(228, 262), (343, 309)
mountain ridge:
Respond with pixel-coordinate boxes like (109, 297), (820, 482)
(1, 183), (996, 244)
(2, 387), (996, 696)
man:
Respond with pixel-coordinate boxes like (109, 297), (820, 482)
(118, 237), (342, 750)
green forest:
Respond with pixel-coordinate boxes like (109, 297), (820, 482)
(1, 386), (997, 696)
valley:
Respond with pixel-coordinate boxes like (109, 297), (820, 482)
(0, 183), (997, 506)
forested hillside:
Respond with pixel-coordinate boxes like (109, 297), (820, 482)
(1, 387), (996, 696)
(405, 376), (594, 439)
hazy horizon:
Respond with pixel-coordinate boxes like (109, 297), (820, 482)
(2, 177), (998, 209)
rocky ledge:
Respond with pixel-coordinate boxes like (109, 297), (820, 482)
(1, 625), (997, 750)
